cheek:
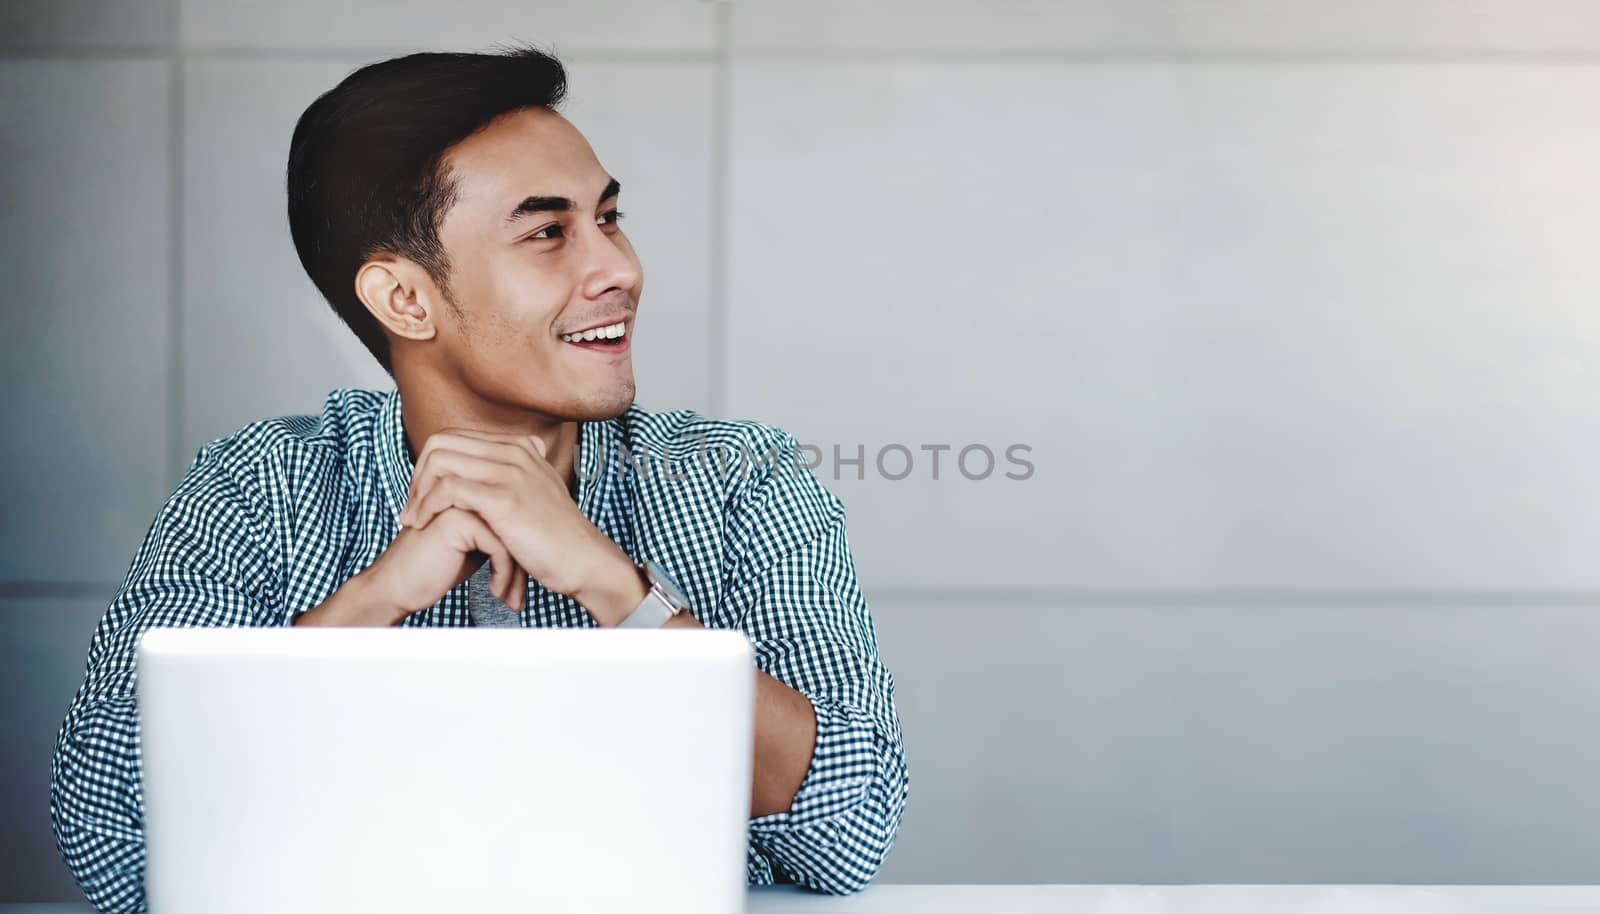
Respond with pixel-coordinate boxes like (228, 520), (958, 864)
(480, 256), (572, 327)
(438, 249), (501, 317)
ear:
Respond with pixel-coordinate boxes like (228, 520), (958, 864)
(354, 255), (441, 343)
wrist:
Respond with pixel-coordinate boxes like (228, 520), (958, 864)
(571, 548), (648, 627)
(350, 564), (414, 625)
(298, 565), (409, 627)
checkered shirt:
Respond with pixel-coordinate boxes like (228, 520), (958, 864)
(50, 388), (909, 912)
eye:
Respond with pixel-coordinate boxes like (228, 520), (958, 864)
(527, 222), (565, 241)
(599, 209), (626, 228)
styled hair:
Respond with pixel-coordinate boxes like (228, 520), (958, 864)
(286, 46), (568, 373)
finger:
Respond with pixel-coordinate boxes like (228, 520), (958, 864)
(406, 453), (508, 528)
(409, 434), (530, 503)
(409, 476), (500, 532)
(490, 553), (510, 601)
(487, 547), (518, 606)
(409, 443), (513, 508)
(443, 510), (516, 596)
(487, 543), (516, 605)
(440, 427), (547, 473)
(425, 428), (539, 465)
(499, 561), (523, 608)
(510, 564), (529, 610)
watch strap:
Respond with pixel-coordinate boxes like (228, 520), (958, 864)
(618, 563), (682, 628)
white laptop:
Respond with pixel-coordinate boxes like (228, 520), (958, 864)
(137, 627), (755, 914)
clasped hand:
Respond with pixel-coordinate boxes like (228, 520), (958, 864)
(364, 428), (633, 619)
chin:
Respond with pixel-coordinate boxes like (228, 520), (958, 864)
(571, 379), (636, 420)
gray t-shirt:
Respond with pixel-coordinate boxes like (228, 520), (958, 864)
(465, 561), (521, 627)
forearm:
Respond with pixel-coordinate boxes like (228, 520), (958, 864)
(752, 670), (818, 817)
(291, 567), (406, 627)
(746, 696), (908, 893)
(658, 612), (819, 817)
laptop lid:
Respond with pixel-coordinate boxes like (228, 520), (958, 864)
(138, 627), (755, 914)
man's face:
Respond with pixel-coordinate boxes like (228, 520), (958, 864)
(430, 107), (642, 420)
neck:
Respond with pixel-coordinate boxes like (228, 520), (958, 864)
(395, 379), (581, 493)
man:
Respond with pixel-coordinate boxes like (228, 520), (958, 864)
(50, 46), (908, 913)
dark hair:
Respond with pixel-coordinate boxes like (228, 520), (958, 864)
(286, 46), (568, 374)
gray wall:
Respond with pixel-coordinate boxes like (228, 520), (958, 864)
(5, 0), (1600, 903)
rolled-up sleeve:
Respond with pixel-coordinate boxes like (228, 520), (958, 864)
(724, 433), (909, 893)
(51, 445), (281, 913)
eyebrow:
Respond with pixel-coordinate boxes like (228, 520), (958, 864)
(504, 177), (621, 226)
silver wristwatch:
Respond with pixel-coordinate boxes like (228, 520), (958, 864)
(618, 560), (692, 628)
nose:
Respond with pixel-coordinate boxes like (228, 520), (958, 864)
(578, 217), (641, 303)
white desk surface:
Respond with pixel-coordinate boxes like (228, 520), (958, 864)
(10, 885), (1600, 913)
(752, 885), (1600, 912)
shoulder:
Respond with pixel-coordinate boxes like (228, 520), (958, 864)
(617, 402), (843, 526)
(617, 403), (806, 464)
(173, 388), (388, 515)
(194, 388), (386, 470)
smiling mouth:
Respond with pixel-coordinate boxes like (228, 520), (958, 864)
(560, 319), (629, 350)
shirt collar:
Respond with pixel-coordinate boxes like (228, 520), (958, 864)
(375, 389), (621, 524)
(376, 390), (411, 525)
(573, 411), (620, 516)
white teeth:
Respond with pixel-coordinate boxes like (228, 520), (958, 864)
(563, 320), (626, 344)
